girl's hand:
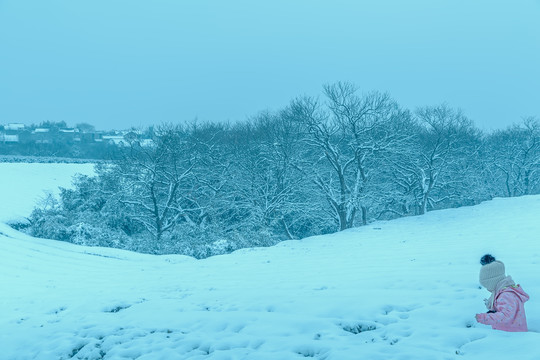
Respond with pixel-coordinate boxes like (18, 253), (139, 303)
(475, 313), (486, 323)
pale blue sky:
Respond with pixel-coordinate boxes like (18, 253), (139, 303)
(1, 0), (539, 130)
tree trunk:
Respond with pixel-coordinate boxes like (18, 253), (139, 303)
(361, 206), (368, 226)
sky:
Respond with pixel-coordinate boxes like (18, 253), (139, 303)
(0, 0), (539, 131)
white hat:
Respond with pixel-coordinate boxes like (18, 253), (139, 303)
(479, 260), (506, 292)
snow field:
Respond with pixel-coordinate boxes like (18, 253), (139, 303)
(1, 163), (539, 359)
(0, 162), (95, 223)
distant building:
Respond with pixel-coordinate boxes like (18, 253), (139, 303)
(0, 123), (152, 148)
(59, 128), (78, 141)
(4, 123), (25, 131)
(81, 132), (103, 143)
(0, 133), (19, 143)
(102, 135), (128, 146)
(138, 139), (154, 147)
(32, 128), (52, 144)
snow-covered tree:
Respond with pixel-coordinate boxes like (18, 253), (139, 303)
(486, 117), (540, 197)
(223, 112), (324, 240)
(388, 105), (482, 215)
(115, 125), (196, 244)
(289, 82), (409, 230)
(26, 86), (537, 257)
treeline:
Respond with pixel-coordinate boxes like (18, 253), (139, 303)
(28, 83), (540, 258)
(0, 141), (118, 160)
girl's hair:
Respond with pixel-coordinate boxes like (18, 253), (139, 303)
(480, 254), (496, 266)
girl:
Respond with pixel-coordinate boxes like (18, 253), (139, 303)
(475, 254), (529, 332)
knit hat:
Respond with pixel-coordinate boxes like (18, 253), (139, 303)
(479, 258), (506, 292)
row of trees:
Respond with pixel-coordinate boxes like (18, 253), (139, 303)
(29, 83), (540, 257)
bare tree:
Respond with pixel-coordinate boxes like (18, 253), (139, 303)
(223, 111), (321, 240)
(115, 125), (195, 244)
(486, 117), (540, 197)
(185, 121), (232, 229)
(389, 105), (481, 215)
(290, 82), (408, 230)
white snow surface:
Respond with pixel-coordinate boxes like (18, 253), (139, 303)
(0, 162), (95, 223)
(1, 163), (539, 359)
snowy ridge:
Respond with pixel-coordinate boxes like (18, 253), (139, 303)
(1, 170), (540, 358)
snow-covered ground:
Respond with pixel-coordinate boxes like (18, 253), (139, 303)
(0, 162), (95, 223)
(0, 163), (539, 359)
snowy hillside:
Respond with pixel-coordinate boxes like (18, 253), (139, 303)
(0, 163), (539, 359)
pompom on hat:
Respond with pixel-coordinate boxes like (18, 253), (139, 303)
(480, 254), (496, 266)
(479, 254), (506, 292)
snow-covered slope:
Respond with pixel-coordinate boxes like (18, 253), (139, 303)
(1, 163), (539, 359)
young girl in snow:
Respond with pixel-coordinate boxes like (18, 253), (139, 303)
(475, 254), (529, 332)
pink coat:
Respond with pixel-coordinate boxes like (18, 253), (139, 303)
(476, 285), (529, 332)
